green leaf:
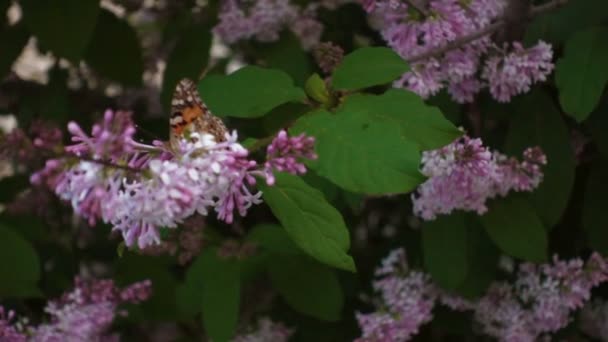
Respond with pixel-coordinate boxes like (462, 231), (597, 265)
(555, 26), (608, 121)
(480, 196), (548, 262)
(332, 47), (410, 90)
(505, 90), (575, 228)
(0, 24), (29, 79)
(198, 66), (305, 118)
(525, 0), (608, 45)
(161, 24), (212, 109)
(305, 73), (331, 106)
(293, 108), (423, 194)
(268, 255), (343, 321)
(339, 90), (462, 151)
(85, 10), (143, 86)
(247, 224), (302, 255)
(259, 173), (355, 271)
(21, 0), (100, 62)
(422, 213), (468, 290)
(292, 89), (460, 195)
(583, 160), (608, 255)
(196, 250), (240, 342)
(454, 217), (499, 298)
(0, 224), (41, 297)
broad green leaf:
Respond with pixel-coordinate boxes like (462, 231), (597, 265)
(292, 108), (423, 194)
(332, 47), (410, 90)
(525, 0), (608, 45)
(197, 250), (240, 342)
(0, 224), (41, 298)
(161, 24), (212, 109)
(422, 213), (468, 290)
(198, 66), (305, 118)
(247, 224), (302, 255)
(555, 26), (608, 121)
(291, 90), (460, 194)
(21, 0), (100, 61)
(455, 217), (499, 298)
(480, 196), (548, 262)
(259, 173), (355, 271)
(268, 255), (343, 321)
(0, 24), (29, 79)
(582, 160), (608, 255)
(85, 10), (143, 86)
(505, 90), (575, 228)
(114, 254), (177, 321)
(339, 90), (462, 150)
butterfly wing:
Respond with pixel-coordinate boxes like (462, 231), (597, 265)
(169, 78), (228, 151)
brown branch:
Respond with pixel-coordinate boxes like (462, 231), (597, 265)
(406, 0), (569, 63)
(60, 153), (142, 173)
(404, 0), (430, 17)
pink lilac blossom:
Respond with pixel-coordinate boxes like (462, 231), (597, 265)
(263, 130), (317, 185)
(357, 249), (608, 341)
(31, 111), (316, 249)
(0, 278), (151, 342)
(579, 299), (608, 341)
(214, 0), (324, 50)
(233, 318), (294, 342)
(482, 42), (554, 102)
(364, 0), (554, 103)
(0, 307), (27, 342)
(355, 248), (438, 341)
(473, 253), (608, 341)
(412, 136), (547, 220)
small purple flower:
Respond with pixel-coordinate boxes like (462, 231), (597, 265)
(483, 41), (554, 103)
(356, 248), (438, 341)
(412, 136), (547, 220)
(66, 109), (136, 160)
(2, 277), (151, 342)
(264, 130), (317, 186)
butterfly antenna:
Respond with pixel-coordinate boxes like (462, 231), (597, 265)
(197, 65), (211, 81)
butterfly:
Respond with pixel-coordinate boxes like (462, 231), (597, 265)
(169, 78), (228, 151)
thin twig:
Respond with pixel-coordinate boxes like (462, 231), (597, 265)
(404, 0), (430, 16)
(60, 153), (142, 173)
(406, 0), (569, 63)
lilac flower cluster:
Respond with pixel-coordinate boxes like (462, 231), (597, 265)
(412, 136), (547, 220)
(264, 130), (317, 185)
(474, 253), (608, 341)
(233, 318), (294, 342)
(355, 249), (437, 341)
(0, 307), (26, 342)
(357, 248), (608, 341)
(363, 0), (554, 103)
(214, 0), (337, 50)
(0, 277), (151, 341)
(29, 111), (315, 249)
